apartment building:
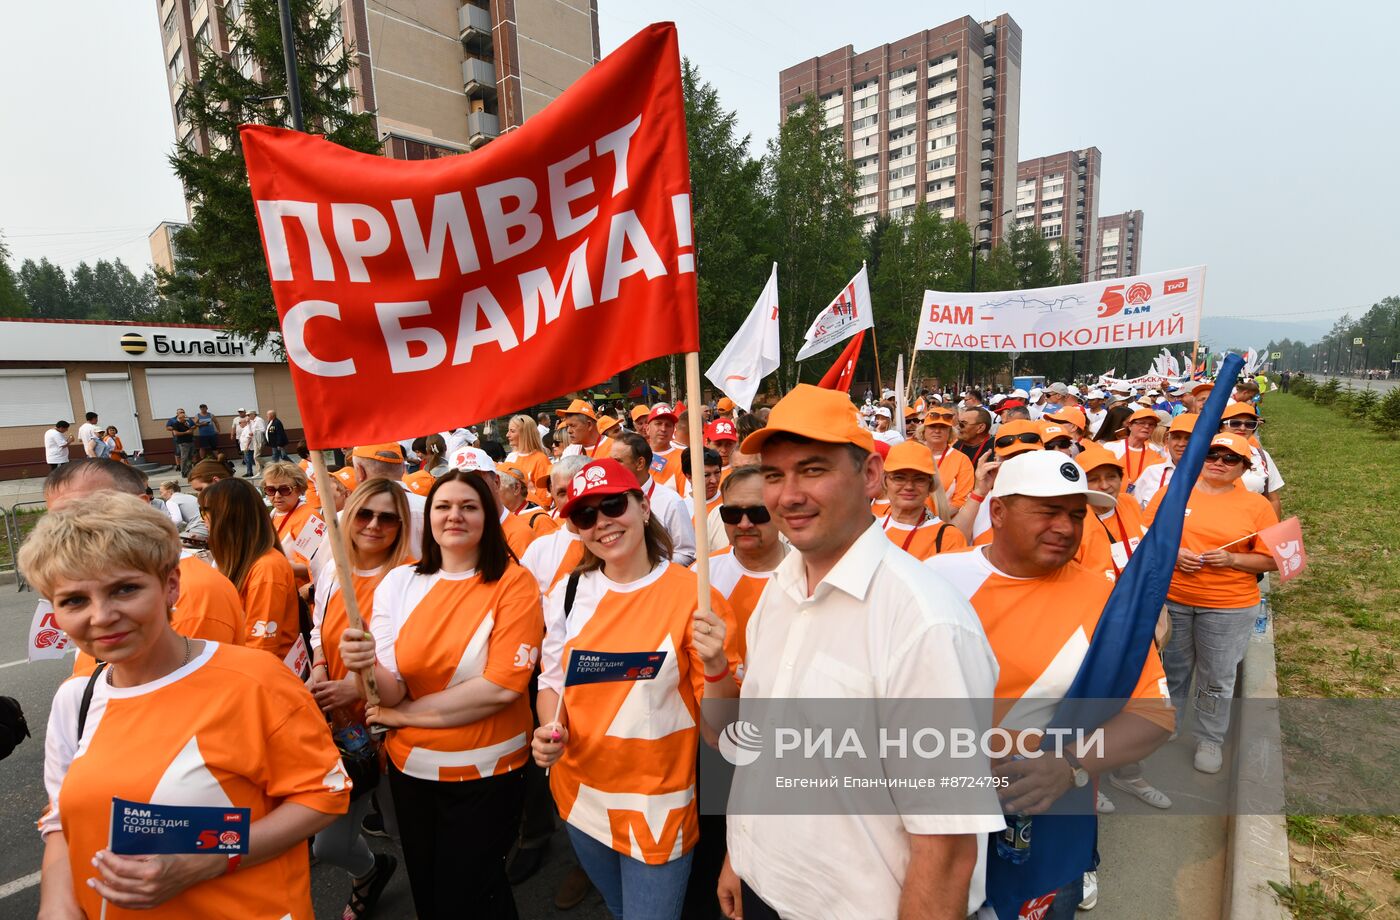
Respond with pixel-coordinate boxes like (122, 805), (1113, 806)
(1015, 147), (1100, 280)
(778, 15), (1022, 246)
(155, 0), (599, 161)
(1095, 210), (1144, 279)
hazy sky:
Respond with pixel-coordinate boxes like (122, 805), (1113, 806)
(2, 1), (1396, 325)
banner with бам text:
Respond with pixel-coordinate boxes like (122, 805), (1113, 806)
(241, 23), (698, 447)
(916, 266), (1206, 354)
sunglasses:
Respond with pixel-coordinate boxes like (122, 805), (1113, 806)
(1044, 437), (1074, 451)
(262, 484), (296, 497)
(719, 504), (772, 526)
(568, 493), (631, 529)
(994, 432), (1042, 449)
(1223, 419), (1259, 431)
(926, 410), (956, 419)
(1204, 451), (1245, 466)
(354, 508), (401, 527)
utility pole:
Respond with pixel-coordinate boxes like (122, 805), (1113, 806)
(277, 0), (305, 132)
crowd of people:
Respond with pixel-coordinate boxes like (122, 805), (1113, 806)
(18, 368), (1284, 920)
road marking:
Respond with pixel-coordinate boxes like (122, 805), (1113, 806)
(0, 870), (41, 899)
(0, 658), (30, 670)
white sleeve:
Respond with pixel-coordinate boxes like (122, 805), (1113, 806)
(39, 678), (87, 838)
(369, 568), (408, 681)
(1261, 449), (1284, 491)
(538, 579), (569, 694)
(663, 495), (697, 567)
(309, 566), (340, 653)
(520, 537), (551, 595)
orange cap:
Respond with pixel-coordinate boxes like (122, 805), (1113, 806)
(1167, 413), (1198, 435)
(630, 405), (651, 423)
(1045, 406), (1087, 430)
(993, 419), (1045, 458)
(1039, 422), (1071, 442)
(556, 398), (597, 419)
(496, 463), (529, 485)
(596, 414), (620, 434)
(740, 384), (875, 454)
(1126, 408), (1161, 426)
(1222, 400), (1259, 419)
(884, 440), (936, 475)
(1074, 443), (1124, 473)
(716, 397), (735, 412)
(923, 407), (957, 426)
(1208, 432), (1252, 459)
(1190, 380), (1215, 396)
(352, 443), (405, 462)
(332, 466), (358, 490)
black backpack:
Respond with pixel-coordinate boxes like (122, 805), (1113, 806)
(0, 695), (30, 761)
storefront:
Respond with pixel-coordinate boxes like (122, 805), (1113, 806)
(0, 319), (302, 480)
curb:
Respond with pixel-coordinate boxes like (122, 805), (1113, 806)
(1222, 614), (1291, 919)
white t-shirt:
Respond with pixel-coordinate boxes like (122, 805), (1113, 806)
(78, 422), (101, 457)
(873, 429), (902, 446)
(1242, 445), (1284, 496)
(164, 491), (201, 526)
(44, 428), (71, 465)
(640, 477), (697, 566)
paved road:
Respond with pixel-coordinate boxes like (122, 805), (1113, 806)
(1300, 373), (1399, 394)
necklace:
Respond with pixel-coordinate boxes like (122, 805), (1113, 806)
(107, 635), (192, 686)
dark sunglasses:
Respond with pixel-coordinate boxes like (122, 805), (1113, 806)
(262, 484), (295, 497)
(1044, 437), (1074, 451)
(719, 504), (772, 526)
(354, 508), (401, 527)
(1204, 451), (1245, 465)
(568, 493), (631, 529)
(994, 432), (1042, 449)
(926, 410), (956, 420)
(1223, 418), (1259, 431)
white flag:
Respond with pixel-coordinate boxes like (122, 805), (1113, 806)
(28, 600), (76, 662)
(893, 355), (908, 444)
(705, 263), (781, 412)
(796, 263), (874, 361)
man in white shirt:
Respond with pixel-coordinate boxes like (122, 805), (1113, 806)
(44, 421), (73, 470)
(719, 384), (1003, 920)
(1084, 390), (1108, 438)
(608, 430), (697, 565)
(78, 412), (101, 458)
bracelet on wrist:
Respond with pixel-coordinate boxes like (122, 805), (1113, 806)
(969, 492), (986, 503)
(703, 664), (731, 683)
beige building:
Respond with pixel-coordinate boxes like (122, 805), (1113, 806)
(147, 221), (186, 273)
(778, 14), (1023, 246)
(1016, 148), (1101, 281)
(156, 0), (599, 160)
(1096, 210), (1145, 279)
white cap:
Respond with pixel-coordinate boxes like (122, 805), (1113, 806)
(874, 406), (893, 419)
(989, 451), (1115, 510)
(449, 446), (497, 474)
(1029, 387), (1044, 398)
(1067, 384), (1081, 395)
(989, 394), (1006, 405)
(1087, 388), (1107, 400)
(1010, 388), (1029, 399)
(1047, 382), (1070, 395)
(881, 389), (896, 400)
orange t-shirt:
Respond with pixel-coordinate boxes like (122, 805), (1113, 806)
(926, 549), (1173, 733)
(1146, 485), (1279, 608)
(701, 547), (783, 679)
(931, 445), (976, 509)
(1106, 441), (1166, 484)
(507, 450), (555, 508)
(41, 643), (348, 920)
(539, 563), (740, 864)
(500, 507), (548, 560)
(519, 506), (560, 539)
(1076, 493), (1148, 582)
(241, 548), (300, 661)
(650, 446), (688, 494)
(272, 500), (316, 587)
(312, 565), (391, 722)
(73, 555), (246, 679)
(881, 512), (969, 561)
(370, 562), (543, 781)
(521, 528), (586, 593)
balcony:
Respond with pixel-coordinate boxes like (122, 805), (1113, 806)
(463, 57), (496, 96)
(928, 57), (958, 78)
(467, 110), (500, 148)
(459, 3), (491, 42)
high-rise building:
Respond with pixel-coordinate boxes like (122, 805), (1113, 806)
(778, 15), (1022, 246)
(1015, 148), (1100, 280)
(1095, 210), (1144, 279)
(155, 0), (598, 161)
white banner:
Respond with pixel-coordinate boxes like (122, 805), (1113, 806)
(916, 266), (1206, 353)
(28, 600), (76, 662)
(796, 264), (874, 361)
(705, 263), (781, 411)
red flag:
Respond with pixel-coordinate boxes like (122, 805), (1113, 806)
(1258, 516), (1307, 582)
(817, 330), (864, 392)
(241, 24), (697, 447)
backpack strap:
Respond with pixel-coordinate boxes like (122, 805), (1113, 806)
(563, 572), (581, 619)
(934, 523), (953, 554)
(77, 662), (109, 744)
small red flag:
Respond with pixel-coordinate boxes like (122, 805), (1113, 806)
(817, 329), (864, 392)
(1258, 516), (1307, 582)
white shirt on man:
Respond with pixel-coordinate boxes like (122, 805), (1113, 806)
(639, 475), (696, 566)
(728, 520), (1003, 920)
(44, 428), (71, 465)
(78, 422), (101, 457)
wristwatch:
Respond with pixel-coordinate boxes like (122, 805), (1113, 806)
(1063, 751), (1090, 788)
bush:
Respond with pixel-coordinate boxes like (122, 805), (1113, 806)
(1350, 389), (1379, 421)
(1291, 376), (1316, 399)
(1373, 388), (1400, 437)
(1334, 390), (1355, 416)
(1314, 378), (1342, 405)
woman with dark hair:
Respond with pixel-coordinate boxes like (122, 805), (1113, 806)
(338, 469), (542, 919)
(200, 477), (299, 660)
(531, 459), (739, 920)
(1092, 404), (1135, 446)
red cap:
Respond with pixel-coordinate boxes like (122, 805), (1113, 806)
(648, 403), (678, 424)
(559, 458), (640, 520)
(705, 418), (738, 443)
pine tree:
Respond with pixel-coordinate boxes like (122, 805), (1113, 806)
(1372, 387), (1400, 437)
(158, 0), (380, 346)
(0, 233), (29, 316)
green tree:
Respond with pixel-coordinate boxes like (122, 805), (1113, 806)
(159, 0), (381, 346)
(1373, 387), (1400, 437)
(764, 96), (864, 388)
(0, 233), (28, 316)
(17, 258), (76, 318)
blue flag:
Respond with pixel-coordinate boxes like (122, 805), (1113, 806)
(564, 649), (668, 686)
(110, 797), (251, 856)
(984, 354), (1245, 919)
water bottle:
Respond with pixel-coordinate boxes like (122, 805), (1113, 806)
(1253, 596), (1270, 636)
(996, 755), (1031, 864)
(331, 708), (373, 759)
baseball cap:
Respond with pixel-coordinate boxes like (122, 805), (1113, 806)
(993, 419), (1045, 458)
(1067, 385), (1081, 396)
(352, 443), (405, 463)
(903, 406), (918, 418)
(740, 384), (876, 454)
(236, 407), (247, 413)
(1086, 389), (1107, 400)
(1010, 388), (1030, 399)
(989, 394), (1007, 406)
(1074, 443), (1124, 474)
(874, 406), (893, 419)
(630, 405), (650, 423)
(597, 415), (620, 434)
(556, 398), (597, 419)
(449, 446), (497, 473)
(990, 450), (1115, 510)
(884, 440), (936, 476)
(716, 397), (735, 412)
(1126, 408), (1161, 426)
(1047, 382), (1070, 396)
(1190, 381), (1215, 397)
(648, 403), (678, 424)
(1222, 401), (1259, 420)
(332, 466), (358, 490)
(1167, 413), (1198, 435)
(1167, 384), (1185, 396)
(705, 418), (738, 442)
(1208, 433), (1252, 460)
(1039, 422), (1071, 442)
(559, 458), (640, 520)
(497, 463), (529, 487)
(1029, 387), (1044, 399)
(923, 408), (956, 427)
(1046, 406), (1087, 431)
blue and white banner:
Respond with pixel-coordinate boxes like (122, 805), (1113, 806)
(110, 798), (251, 856)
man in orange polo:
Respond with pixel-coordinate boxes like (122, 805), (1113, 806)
(558, 398), (613, 459)
(643, 403), (687, 493)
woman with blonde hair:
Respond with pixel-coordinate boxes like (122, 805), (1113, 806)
(261, 460), (316, 585)
(307, 478), (413, 918)
(23, 492), (347, 919)
(505, 414), (553, 508)
(200, 478), (299, 661)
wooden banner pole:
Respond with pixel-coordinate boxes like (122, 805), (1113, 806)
(308, 452), (382, 716)
(684, 352), (714, 620)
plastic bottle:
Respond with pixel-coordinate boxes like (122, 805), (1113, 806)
(996, 755), (1031, 864)
(1253, 595), (1271, 636)
(330, 708), (372, 759)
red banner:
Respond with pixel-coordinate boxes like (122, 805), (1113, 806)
(1259, 515), (1307, 583)
(817, 330), (864, 392)
(241, 24), (697, 447)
